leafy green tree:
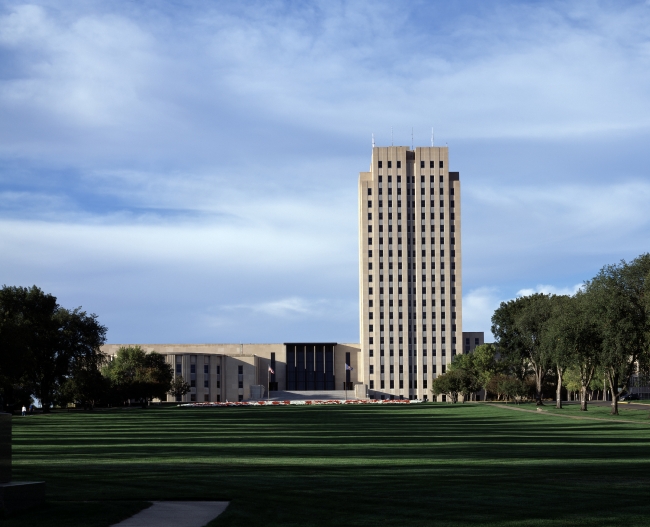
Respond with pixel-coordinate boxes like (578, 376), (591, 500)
(58, 366), (111, 410)
(103, 346), (173, 406)
(431, 366), (479, 403)
(0, 286), (56, 410)
(168, 375), (191, 401)
(497, 376), (528, 404)
(547, 292), (602, 411)
(589, 372), (604, 400)
(585, 254), (650, 415)
(0, 286), (107, 412)
(492, 293), (555, 405)
(544, 295), (573, 409)
(562, 366), (581, 400)
(447, 353), (482, 401)
(470, 344), (501, 401)
(27, 307), (107, 412)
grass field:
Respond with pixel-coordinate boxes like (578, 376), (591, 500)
(7, 403), (650, 526)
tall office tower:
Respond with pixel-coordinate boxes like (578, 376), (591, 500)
(359, 146), (462, 400)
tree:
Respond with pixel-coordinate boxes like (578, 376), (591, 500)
(0, 286), (107, 412)
(546, 292), (602, 411)
(471, 344), (502, 401)
(27, 307), (107, 412)
(497, 375), (528, 404)
(168, 375), (190, 401)
(0, 286), (56, 410)
(431, 367), (478, 403)
(492, 294), (555, 405)
(103, 346), (173, 406)
(562, 367), (581, 400)
(544, 295), (573, 409)
(585, 254), (650, 415)
(448, 353), (482, 401)
(58, 366), (111, 410)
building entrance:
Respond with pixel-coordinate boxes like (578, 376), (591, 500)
(285, 343), (336, 390)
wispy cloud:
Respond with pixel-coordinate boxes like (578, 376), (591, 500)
(224, 297), (323, 318)
(1, 1), (650, 343)
(516, 284), (583, 297)
(462, 287), (502, 338)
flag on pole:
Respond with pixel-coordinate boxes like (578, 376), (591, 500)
(345, 364), (353, 371)
(268, 366), (275, 374)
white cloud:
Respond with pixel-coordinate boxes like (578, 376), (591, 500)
(225, 297), (319, 318)
(516, 284), (583, 297)
(2, 1), (650, 344)
(462, 287), (503, 339)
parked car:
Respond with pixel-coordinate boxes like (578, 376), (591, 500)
(620, 393), (640, 401)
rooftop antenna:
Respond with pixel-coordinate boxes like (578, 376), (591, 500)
(372, 133), (375, 148)
(431, 127), (434, 147)
(411, 127), (414, 150)
(391, 126), (393, 146)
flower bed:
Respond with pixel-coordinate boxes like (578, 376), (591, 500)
(179, 398), (421, 408)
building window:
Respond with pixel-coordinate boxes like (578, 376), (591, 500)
(370, 365), (374, 374)
(175, 364), (182, 374)
(430, 161), (435, 168)
(397, 161), (401, 168)
(387, 161), (392, 168)
(190, 380), (196, 387)
(190, 394), (196, 402)
(216, 365), (221, 375)
(420, 161), (425, 168)
(204, 364), (209, 374)
(378, 161), (382, 168)
(439, 160), (444, 168)
(190, 364), (196, 374)
(204, 380), (209, 388)
(370, 380), (374, 389)
(238, 365), (243, 374)
(238, 380), (243, 389)
(475, 338), (480, 345)
(369, 349), (374, 357)
(238, 395), (243, 402)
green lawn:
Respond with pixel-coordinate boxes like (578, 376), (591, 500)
(492, 400), (650, 422)
(8, 403), (650, 526)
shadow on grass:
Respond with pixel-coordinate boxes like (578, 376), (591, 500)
(9, 405), (650, 527)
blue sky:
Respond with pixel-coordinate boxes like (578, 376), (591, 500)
(1, 0), (650, 343)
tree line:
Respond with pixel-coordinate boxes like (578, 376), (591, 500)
(432, 253), (650, 414)
(0, 286), (188, 412)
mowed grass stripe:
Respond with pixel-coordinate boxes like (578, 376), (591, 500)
(9, 403), (650, 526)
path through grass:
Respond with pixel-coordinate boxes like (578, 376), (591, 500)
(10, 403), (650, 526)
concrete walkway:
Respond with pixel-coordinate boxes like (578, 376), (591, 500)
(112, 501), (229, 527)
(488, 403), (650, 425)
